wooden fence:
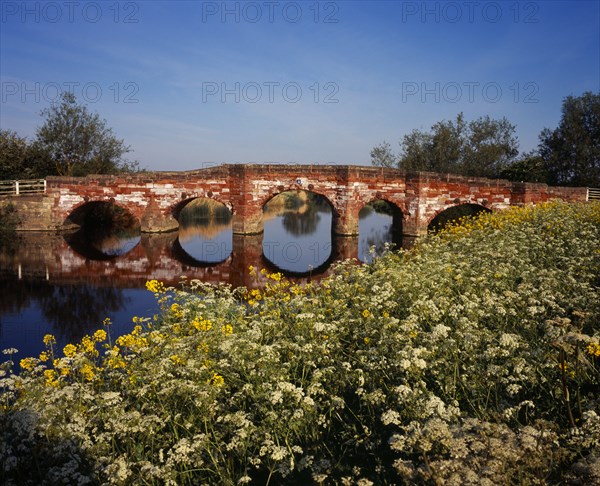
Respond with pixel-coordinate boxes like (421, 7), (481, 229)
(588, 188), (600, 201)
(0, 179), (47, 195)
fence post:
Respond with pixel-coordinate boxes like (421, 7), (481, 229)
(15, 181), (19, 195)
(43, 179), (47, 193)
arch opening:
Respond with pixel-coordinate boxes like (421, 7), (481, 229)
(64, 201), (141, 259)
(358, 200), (404, 263)
(428, 203), (492, 233)
(261, 190), (334, 274)
(175, 198), (233, 264)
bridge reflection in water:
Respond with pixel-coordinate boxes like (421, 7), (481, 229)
(0, 202), (414, 362)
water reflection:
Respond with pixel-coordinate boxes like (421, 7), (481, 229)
(65, 201), (141, 259)
(66, 227), (141, 260)
(0, 274), (158, 364)
(177, 198), (233, 264)
(358, 201), (403, 263)
(262, 191), (333, 274)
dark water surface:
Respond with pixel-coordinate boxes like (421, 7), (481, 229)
(0, 202), (410, 362)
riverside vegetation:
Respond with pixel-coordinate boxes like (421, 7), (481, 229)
(1, 202), (599, 485)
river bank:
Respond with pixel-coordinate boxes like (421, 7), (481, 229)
(1, 202), (599, 484)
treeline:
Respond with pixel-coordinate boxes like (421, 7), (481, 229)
(1, 92), (140, 180)
(371, 91), (600, 187)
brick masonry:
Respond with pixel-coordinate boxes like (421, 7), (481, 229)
(29, 164), (589, 236)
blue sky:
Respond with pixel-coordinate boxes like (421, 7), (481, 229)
(1, 0), (599, 171)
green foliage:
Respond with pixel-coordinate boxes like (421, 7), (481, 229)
(35, 92), (138, 177)
(0, 130), (29, 180)
(0, 130), (52, 180)
(539, 91), (600, 187)
(2, 202), (600, 484)
(369, 140), (396, 168)
(500, 150), (549, 183)
(372, 113), (519, 178)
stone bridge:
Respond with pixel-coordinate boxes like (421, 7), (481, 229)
(44, 164), (587, 236)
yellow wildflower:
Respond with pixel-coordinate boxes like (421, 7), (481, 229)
(170, 303), (184, 318)
(63, 344), (77, 358)
(93, 329), (107, 342)
(146, 279), (165, 294)
(170, 354), (186, 366)
(364, 337), (371, 345)
(43, 334), (56, 346)
(39, 351), (49, 362)
(106, 347), (126, 369)
(587, 342), (600, 357)
(19, 357), (37, 371)
(44, 369), (59, 387)
(221, 324), (233, 335)
(193, 318), (213, 332)
(81, 336), (98, 357)
(211, 373), (225, 387)
(81, 363), (95, 381)
(362, 309), (371, 318)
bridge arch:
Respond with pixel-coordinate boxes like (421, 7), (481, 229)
(359, 198), (405, 229)
(63, 200), (141, 259)
(259, 185), (337, 219)
(65, 200), (140, 230)
(428, 203), (492, 232)
(170, 196), (232, 223)
(172, 197), (233, 264)
(261, 189), (334, 273)
(358, 198), (404, 261)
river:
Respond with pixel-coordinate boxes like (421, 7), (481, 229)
(0, 194), (413, 362)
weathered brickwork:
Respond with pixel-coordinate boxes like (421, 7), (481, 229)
(42, 165), (587, 236)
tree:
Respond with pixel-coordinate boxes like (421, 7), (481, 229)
(500, 151), (549, 183)
(371, 113), (519, 178)
(0, 130), (30, 180)
(369, 141), (396, 168)
(538, 91), (600, 187)
(35, 92), (137, 177)
(0, 130), (53, 179)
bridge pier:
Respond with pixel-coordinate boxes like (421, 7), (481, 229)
(232, 212), (263, 235)
(140, 198), (179, 233)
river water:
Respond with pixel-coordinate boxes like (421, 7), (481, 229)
(0, 196), (411, 362)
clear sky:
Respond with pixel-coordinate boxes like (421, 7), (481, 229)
(1, 0), (599, 171)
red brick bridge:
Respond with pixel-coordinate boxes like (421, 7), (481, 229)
(46, 164), (588, 236)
